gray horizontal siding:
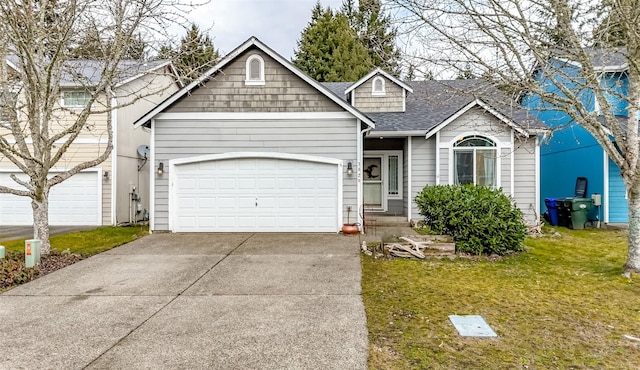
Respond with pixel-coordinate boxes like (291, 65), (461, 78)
(410, 136), (436, 218)
(438, 107), (512, 144)
(167, 48), (344, 113)
(153, 117), (358, 231)
(353, 75), (404, 112)
(514, 138), (538, 223)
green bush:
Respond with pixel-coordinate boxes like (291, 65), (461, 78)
(414, 184), (526, 255)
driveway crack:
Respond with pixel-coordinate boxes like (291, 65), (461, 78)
(82, 233), (255, 369)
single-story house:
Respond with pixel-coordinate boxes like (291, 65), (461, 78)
(134, 36), (547, 233)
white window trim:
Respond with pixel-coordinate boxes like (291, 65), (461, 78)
(446, 133), (502, 188)
(372, 76), (386, 96)
(245, 54), (265, 86)
(60, 91), (94, 110)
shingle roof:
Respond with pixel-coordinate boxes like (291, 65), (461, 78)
(550, 47), (628, 69)
(6, 56), (170, 87)
(323, 79), (546, 133)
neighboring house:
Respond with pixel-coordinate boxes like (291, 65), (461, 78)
(0, 59), (181, 226)
(521, 49), (634, 224)
(134, 37), (546, 233)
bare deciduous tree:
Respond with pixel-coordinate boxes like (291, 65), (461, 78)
(389, 0), (640, 275)
(0, 0), (191, 253)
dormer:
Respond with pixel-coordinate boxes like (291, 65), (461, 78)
(345, 68), (413, 113)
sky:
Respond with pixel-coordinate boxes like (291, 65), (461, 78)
(185, 0), (344, 60)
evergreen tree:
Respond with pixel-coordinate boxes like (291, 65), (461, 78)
(70, 32), (147, 60)
(593, 6), (627, 48)
(293, 3), (372, 82)
(173, 23), (219, 82)
(341, 0), (401, 76)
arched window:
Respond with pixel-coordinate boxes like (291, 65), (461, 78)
(245, 54), (265, 86)
(372, 76), (385, 95)
(453, 135), (497, 187)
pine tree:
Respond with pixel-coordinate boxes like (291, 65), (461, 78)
(341, 0), (401, 76)
(593, 6), (627, 48)
(293, 2), (372, 82)
(173, 23), (219, 83)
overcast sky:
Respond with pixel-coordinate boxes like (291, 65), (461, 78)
(185, 0), (344, 60)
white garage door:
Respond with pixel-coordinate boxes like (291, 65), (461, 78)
(0, 171), (100, 225)
(172, 157), (340, 232)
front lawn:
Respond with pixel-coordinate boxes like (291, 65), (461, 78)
(1, 225), (148, 292)
(362, 227), (640, 369)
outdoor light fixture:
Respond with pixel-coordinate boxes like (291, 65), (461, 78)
(157, 162), (164, 176)
(347, 162), (353, 176)
(103, 171), (109, 180)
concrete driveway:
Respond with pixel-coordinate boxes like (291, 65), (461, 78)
(0, 233), (367, 369)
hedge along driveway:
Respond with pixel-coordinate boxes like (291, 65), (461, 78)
(362, 227), (640, 369)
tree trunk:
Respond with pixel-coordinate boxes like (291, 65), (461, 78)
(32, 194), (51, 255)
(625, 189), (640, 275)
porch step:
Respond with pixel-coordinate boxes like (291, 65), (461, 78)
(364, 215), (410, 227)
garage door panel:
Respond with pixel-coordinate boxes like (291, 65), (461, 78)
(173, 157), (339, 232)
(218, 178), (236, 189)
(0, 172), (100, 226)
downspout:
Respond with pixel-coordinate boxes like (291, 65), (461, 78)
(110, 89), (118, 226)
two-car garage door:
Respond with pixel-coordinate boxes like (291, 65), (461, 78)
(172, 156), (340, 232)
(0, 171), (100, 225)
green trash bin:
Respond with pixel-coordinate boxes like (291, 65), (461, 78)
(563, 198), (593, 230)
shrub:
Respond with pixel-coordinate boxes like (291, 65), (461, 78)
(1, 250), (38, 290)
(414, 184), (526, 255)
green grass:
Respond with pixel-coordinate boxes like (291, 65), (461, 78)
(362, 227), (640, 369)
(1, 225), (149, 256)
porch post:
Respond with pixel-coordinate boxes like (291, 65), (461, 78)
(407, 135), (412, 223)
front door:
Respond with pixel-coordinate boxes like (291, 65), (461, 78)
(363, 151), (403, 212)
(363, 156), (384, 210)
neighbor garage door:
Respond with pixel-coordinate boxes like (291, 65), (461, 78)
(172, 157), (340, 232)
(0, 171), (100, 225)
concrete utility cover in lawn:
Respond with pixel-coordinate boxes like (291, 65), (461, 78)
(0, 233), (367, 369)
(449, 315), (498, 338)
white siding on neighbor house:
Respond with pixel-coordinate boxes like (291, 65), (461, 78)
(0, 143), (112, 225)
(115, 72), (178, 224)
(410, 136), (436, 218)
(152, 117), (358, 231)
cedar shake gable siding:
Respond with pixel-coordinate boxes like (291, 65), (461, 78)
(167, 48), (345, 113)
(352, 74), (404, 113)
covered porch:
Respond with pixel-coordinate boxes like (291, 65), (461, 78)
(362, 137), (408, 218)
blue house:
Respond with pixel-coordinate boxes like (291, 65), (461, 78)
(521, 49), (632, 224)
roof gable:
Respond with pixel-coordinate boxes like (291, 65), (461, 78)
(365, 80), (546, 135)
(344, 68), (413, 95)
(133, 36), (375, 128)
(425, 99), (529, 139)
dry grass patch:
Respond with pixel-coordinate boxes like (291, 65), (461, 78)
(362, 227), (640, 369)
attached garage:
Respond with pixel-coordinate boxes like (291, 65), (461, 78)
(0, 171), (101, 226)
(170, 153), (342, 232)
